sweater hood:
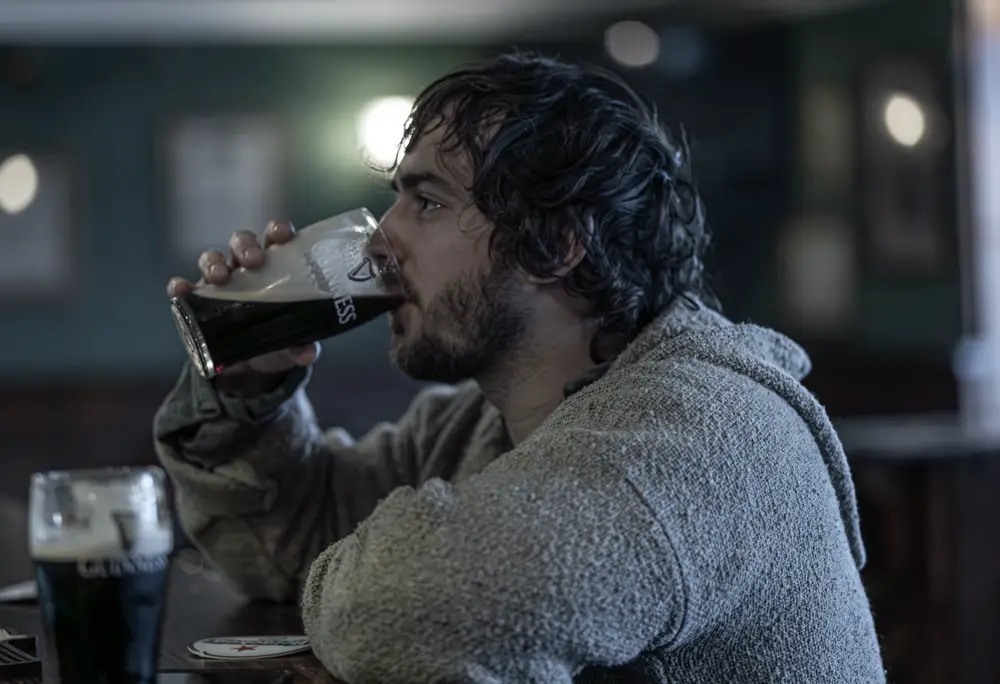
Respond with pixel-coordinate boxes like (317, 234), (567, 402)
(612, 299), (866, 569)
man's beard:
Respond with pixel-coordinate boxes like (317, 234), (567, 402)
(390, 263), (528, 384)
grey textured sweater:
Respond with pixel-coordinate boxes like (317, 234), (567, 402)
(153, 300), (886, 683)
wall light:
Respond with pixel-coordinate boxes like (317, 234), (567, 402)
(356, 96), (414, 168)
(0, 153), (39, 214)
(883, 92), (927, 147)
(605, 20), (660, 69)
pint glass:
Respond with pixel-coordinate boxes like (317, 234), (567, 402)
(169, 207), (401, 379)
(29, 466), (174, 684)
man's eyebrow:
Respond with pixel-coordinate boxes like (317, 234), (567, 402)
(389, 171), (455, 194)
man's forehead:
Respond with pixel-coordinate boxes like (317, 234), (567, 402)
(395, 123), (471, 187)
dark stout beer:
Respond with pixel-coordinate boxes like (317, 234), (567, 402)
(169, 208), (401, 379)
(35, 553), (170, 684)
(29, 467), (174, 684)
(172, 290), (404, 378)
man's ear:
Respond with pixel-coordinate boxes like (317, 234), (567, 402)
(526, 217), (589, 285)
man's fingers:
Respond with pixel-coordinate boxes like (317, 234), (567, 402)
(198, 250), (230, 284)
(263, 220), (296, 248)
(229, 230), (265, 268)
(167, 277), (193, 298)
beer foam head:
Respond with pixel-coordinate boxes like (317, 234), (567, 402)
(30, 471), (174, 562)
(192, 222), (394, 304)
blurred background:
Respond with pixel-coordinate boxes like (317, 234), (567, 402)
(0, 0), (998, 680)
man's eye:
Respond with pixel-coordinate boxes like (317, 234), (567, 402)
(418, 196), (443, 213)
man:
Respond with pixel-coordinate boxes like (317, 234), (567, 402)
(154, 52), (885, 683)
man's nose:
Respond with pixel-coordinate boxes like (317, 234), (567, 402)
(373, 205), (407, 257)
(367, 211), (403, 283)
(367, 224), (393, 261)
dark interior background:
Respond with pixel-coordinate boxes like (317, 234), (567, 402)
(4, 0), (999, 680)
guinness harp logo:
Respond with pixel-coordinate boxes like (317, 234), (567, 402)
(348, 257), (377, 282)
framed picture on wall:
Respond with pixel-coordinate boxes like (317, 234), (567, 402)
(0, 151), (78, 301)
(856, 55), (952, 277)
(160, 113), (287, 261)
(777, 215), (857, 337)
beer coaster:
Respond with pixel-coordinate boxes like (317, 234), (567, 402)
(188, 636), (311, 660)
(0, 580), (37, 604)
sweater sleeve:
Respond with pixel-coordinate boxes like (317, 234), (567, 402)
(300, 427), (686, 684)
(153, 364), (485, 602)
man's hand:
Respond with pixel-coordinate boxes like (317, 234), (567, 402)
(166, 220), (320, 390)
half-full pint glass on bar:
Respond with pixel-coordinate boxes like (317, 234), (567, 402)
(169, 207), (401, 379)
(29, 466), (174, 684)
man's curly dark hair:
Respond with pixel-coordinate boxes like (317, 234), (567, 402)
(390, 51), (717, 360)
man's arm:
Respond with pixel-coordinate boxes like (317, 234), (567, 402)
(300, 428), (686, 684)
(153, 364), (486, 602)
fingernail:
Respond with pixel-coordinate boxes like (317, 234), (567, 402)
(209, 264), (226, 277)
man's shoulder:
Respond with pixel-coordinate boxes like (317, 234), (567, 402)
(408, 379), (484, 409)
(531, 349), (832, 510)
(559, 351), (806, 442)
(402, 381), (507, 463)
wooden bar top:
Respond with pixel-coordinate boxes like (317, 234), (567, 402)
(836, 412), (1000, 460)
(0, 528), (337, 683)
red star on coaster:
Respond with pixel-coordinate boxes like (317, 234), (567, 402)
(233, 645), (257, 652)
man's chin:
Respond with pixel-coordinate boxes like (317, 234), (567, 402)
(389, 338), (467, 384)
(387, 335), (421, 376)
(388, 324), (411, 354)
(389, 350), (425, 381)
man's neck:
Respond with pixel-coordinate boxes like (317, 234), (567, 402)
(476, 323), (598, 446)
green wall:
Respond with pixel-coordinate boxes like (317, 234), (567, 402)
(0, 45), (483, 381)
(789, 0), (961, 353)
(0, 3), (963, 384)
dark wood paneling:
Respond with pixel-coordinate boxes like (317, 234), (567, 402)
(0, 364), (424, 502)
(806, 348), (958, 416)
(851, 443), (1000, 684)
(0, 382), (169, 500)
